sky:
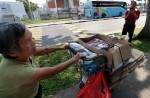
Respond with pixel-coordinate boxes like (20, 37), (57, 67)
(0, 0), (131, 7)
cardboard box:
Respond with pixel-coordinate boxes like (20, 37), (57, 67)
(108, 46), (122, 69)
(77, 34), (131, 70)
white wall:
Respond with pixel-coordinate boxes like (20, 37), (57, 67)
(0, 2), (13, 15)
(9, 2), (27, 19)
(0, 2), (27, 21)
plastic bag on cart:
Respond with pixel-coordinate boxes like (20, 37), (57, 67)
(68, 43), (97, 59)
(77, 71), (111, 98)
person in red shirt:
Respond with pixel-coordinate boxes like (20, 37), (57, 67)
(122, 1), (140, 43)
(94, 9), (100, 18)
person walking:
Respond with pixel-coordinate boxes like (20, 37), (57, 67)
(78, 10), (81, 20)
(122, 1), (140, 43)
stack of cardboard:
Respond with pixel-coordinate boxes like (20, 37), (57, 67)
(108, 49), (145, 88)
(77, 34), (145, 88)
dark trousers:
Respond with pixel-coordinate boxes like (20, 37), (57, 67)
(122, 23), (135, 43)
(34, 84), (42, 98)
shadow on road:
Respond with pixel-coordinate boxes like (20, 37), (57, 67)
(42, 35), (73, 46)
(42, 33), (96, 46)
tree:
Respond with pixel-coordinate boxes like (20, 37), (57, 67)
(135, 0), (150, 40)
(16, 0), (39, 12)
(30, 2), (39, 11)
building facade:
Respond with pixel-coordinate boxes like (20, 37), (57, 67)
(48, 0), (79, 8)
(0, 2), (27, 22)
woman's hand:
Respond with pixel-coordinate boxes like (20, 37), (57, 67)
(73, 52), (85, 62)
(59, 43), (69, 50)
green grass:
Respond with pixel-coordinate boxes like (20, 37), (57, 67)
(22, 18), (72, 25)
(131, 27), (150, 52)
(34, 50), (80, 96)
(132, 40), (150, 53)
(130, 27), (150, 53)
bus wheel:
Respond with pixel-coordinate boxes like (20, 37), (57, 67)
(102, 13), (106, 18)
(119, 12), (122, 17)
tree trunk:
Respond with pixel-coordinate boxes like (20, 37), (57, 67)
(135, 0), (150, 40)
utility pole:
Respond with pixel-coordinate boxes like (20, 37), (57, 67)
(27, 0), (33, 19)
(54, 0), (59, 18)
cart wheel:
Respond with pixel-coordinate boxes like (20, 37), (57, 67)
(79, 81), (85, 89)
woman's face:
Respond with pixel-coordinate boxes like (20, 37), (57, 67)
(16, 28), (36, 61)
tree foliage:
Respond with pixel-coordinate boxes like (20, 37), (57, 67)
(16, 0), (39, 12)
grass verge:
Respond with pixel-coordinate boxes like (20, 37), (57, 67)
(132, 27), (150, 53)
(34, 50), (80, 96)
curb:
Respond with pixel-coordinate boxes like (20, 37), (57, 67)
(27, 13), (146, 28)
(27, 17), (122, 28)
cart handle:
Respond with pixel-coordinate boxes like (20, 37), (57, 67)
(67, 46), (103, 61)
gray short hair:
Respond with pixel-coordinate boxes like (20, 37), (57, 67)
(0, 22), (25, 59)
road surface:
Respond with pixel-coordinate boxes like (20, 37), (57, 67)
(29, 15), (146, 47)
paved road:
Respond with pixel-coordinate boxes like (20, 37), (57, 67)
(42, 15), (146, 46)
(28, 15), (146, 47)
(73, 16), (146, 34)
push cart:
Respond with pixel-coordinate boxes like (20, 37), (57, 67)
(68, 42), (145, 90)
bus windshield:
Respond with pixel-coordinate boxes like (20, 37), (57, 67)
(92, 1), (127, 9)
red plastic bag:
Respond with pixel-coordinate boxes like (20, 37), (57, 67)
(77, 71), (111, 98)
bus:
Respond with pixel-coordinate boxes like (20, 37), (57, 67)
(84, 0), (127, 18)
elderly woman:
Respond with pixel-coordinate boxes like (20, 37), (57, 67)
(0, 22), (84, 98)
